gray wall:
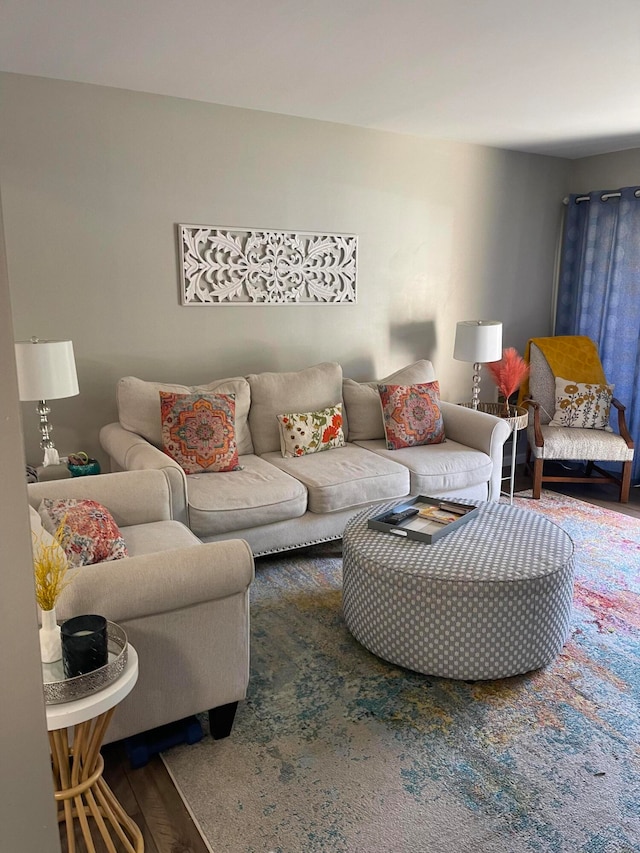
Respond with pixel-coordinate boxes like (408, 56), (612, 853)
(0, 196), (60, 850)
(570, 148), (640, 191)
(0, 73), (569, 467)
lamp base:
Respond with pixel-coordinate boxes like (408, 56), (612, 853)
(470, 362), (482, 410)
(36, 399), (61, 466)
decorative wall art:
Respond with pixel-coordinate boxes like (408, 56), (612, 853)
(178, 225), (357, 305)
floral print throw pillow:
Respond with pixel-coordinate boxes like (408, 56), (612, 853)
(38, 498), (128, 567)
(276, 404), (345, 458)
(549, 378), (613, 430)
(378, 382), (445, 449)
(160, 391), (241, 473)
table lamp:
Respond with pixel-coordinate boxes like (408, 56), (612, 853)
(14, 338), (79, 466)
(453, 320), (502, 410)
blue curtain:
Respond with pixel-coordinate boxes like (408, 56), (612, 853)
(555, 186), (640, 482)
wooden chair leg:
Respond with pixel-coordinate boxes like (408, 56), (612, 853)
(620, 460), (632, 503)
(532, 457), (543, 499)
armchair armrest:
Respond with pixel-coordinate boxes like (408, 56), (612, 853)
(27, 469), (173, 527)
(440, 401), (511, 501)
(521, 398), (544, 447)
(56, 538), (254, 623)
(612, 398), (635, 447)
(100, 422), (188, 524)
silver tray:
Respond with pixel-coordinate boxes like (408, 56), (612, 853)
(42, 621), (128, 705)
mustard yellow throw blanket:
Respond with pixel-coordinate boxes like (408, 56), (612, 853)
(518, 335), (607, 405)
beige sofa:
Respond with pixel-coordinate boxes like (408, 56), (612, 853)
(100, 360), (511, 556)
(28, 469), (254, 743)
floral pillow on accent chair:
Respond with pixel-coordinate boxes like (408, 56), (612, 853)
(548, 378), (613, 431)
(160, 391), (241, 473)
(276, 403), (345, 458)
(378, 382), (446, 450)
(38, 498), (128, 567)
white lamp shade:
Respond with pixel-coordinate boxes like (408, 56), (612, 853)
(14, 339), (79, 401)
(453, 321), (503, 363)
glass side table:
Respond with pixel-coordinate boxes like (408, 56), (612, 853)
(459, 402), (528, 503)
(45, 643), (143, 852)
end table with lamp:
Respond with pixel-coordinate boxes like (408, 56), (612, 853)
(459, 401), (528, 502)
(44, 622), (144, 853)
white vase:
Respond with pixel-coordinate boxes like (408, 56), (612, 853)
(39, 607), (62, 664)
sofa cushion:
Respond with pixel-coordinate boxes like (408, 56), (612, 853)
(121, 520), (201, 556)
(262, 443), (409, 513)
(342, 359), (437, 441)
(276, 403), (345, 457)
(378, 382), (445, 449)
(247, 362), (343, 456)
(186, 454), (308, 537)
(352, 439), (492, 496)
(117, 375), (254, 455)
(160, 391), (241, 472)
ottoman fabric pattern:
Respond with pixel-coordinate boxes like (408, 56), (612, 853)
(342, 501), (575, 680)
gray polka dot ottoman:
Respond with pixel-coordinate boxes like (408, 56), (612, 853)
(342, 501), (574, 680)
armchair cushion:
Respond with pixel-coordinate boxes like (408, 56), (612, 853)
(526, 424), (634, 461)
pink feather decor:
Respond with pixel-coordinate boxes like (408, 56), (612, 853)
(486, 348), (529, 415)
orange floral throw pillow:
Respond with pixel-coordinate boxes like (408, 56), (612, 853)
(160, 391), (241, 473)
(276, 403), (345, 458)
(378, 382), (445, 450)
(38, 498), (128, 567)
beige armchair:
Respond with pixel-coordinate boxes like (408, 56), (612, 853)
(28, 469), (254, 744)
(523, 337), (634, 503)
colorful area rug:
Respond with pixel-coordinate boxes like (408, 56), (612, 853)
(161, 491), (640, 853)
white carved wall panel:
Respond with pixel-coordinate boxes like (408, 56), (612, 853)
(179, 225), (357, 305)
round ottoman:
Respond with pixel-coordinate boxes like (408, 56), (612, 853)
(342, 501), (574, 680)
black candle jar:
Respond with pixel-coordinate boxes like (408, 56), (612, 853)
(61, 614), (108, 678)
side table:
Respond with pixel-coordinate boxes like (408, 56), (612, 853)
(459, 402), (528, 503)
(46, 645), (144, 852)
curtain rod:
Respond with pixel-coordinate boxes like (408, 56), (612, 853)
(563, 189), (640, 205)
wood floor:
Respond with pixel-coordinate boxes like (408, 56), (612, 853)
(59, 466), (640, 853)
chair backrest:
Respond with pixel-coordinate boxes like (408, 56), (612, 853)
(528, 336), (608, 426)
(529, 343), (556, 425)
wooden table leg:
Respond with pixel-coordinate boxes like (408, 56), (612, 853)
(50, 711), (144, 852)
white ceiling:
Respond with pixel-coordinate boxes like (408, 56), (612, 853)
(2, 0), (640, 159)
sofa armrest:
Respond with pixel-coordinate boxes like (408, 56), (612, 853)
(440, 401), (511, 501)
(56, 538), (254, 623)
(27, 469), (174, 527)
(100, 422), (188, 524)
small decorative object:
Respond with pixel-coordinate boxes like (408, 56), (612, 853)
(67, 451), (101, 477)
(486, 347), (530, 416)
(33, 517), (74, 663)
(61, 614), (108, 677)
(453, 320), (503, 410)
(14, 338), (80, 466)
(179, 225), (357, 304)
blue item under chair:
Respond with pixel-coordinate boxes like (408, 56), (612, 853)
(124, 716), (203, 769)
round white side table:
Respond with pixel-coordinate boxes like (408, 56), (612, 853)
(46, 644), (144, 853)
